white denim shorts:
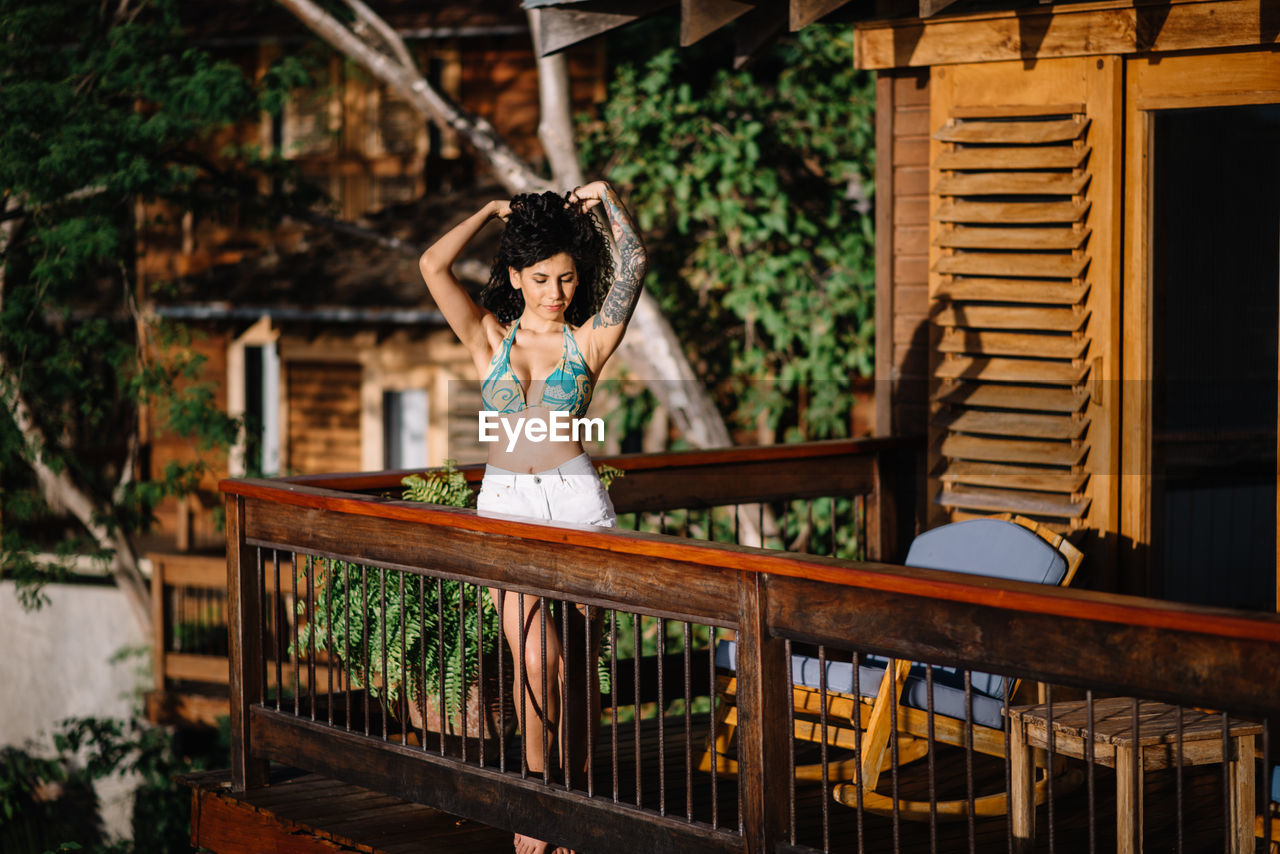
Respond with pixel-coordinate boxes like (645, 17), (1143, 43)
(477, 452), (617, 528)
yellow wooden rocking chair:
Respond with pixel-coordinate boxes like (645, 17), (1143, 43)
(702, 514), (1083, 821)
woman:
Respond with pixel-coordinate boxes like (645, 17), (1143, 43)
(419, 181), (646, 854)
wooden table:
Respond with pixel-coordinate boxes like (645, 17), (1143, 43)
(1008, 698), (1260, 854)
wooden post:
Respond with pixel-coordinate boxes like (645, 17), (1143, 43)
(1009, 715), (1035, 853)
(151, 556), (167, 695)
(1115, 744), (1143, 854)
(733, 573), (790, 854)
(1230, 734), (1256, 854)
(226, 494), (268, 791)
(866, 450), (889, 562)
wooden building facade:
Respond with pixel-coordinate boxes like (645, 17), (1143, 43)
(137, 4), (605, 549)
(860, 1), (1280, 609)
(530, 0), (1280, 610)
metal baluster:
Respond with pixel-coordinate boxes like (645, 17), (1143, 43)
(1129, 698), (1140, 853)
(498, 586), (506, 770)
(362, 564), (370, 737)
(610, 609), (619, 803)
(709, 624), (719, 829)
(1221, 711), (1230, 854)
(561, 598), (569, 789)
(460, 582), (468, 763)
(806, 500), (814, 554)
(586, 604), (594, 797)
(733, 503), (740, 545)
(1175, 703), (1184, 852)
(258, 549), (267, 707)
(658, 617), (666, 816)
(519, 591), (528, 777)
(307, 556), (316, 721)
(540, 597), (549, 786)
(437, 578), (446, 757)
(785, 638), (796, 845)
(1045, 683), (1054, 854)
(634, 613), (643, 808)
(399, 571), (407, 745)
(420, 575), (427, 750)
(345, 564), (353, 731)
(683, 621), (692, 821)
(380, 568), (388, 741)
(829, 496), (837, 555)
(291, 552), (300, 716)
(819, 645), (831, 854)
(852, 650), (865, 854)
(478, 584), (486, 769)
(325, 559), (334, 727)
(891, 657), (902, 852)
(1087, 689), (1096, 854)
(1263, 721), (1272, 854)
(929, 666), (938, 853)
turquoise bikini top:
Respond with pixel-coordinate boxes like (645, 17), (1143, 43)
(481, 319), (593, 418)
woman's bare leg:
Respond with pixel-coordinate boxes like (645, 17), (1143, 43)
(491, 587), (562, 854)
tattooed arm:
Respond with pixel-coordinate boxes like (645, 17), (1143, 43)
(569, 180), (648, 368)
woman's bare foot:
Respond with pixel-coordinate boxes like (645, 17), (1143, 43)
(513, 832), (554, 854)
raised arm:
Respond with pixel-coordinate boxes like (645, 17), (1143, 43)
(419, 200), (508, 357)
(570, 181), (648, 365)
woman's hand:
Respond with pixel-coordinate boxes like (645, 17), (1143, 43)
(490, 199), (512, 221)
(568, 181), (610, 213)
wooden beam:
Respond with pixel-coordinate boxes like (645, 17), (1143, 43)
(250, 708), (743, 854)
(535, 0), (676, 56)
(854, 0), (1279, 70)
(919, 0), (963, 16)
(681, 0), (755, 46)
(734, 3), (788, 68)
(790, 0), (854, 29)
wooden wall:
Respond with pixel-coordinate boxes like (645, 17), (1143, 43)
(874, 68), (932, 439)
(285, 361), (363, 476)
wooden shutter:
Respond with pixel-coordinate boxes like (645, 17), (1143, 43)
(929, 111), (1094, 529)
(287, 361), (362, 475)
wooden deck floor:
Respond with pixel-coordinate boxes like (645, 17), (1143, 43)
(186, 715), (1246, 853)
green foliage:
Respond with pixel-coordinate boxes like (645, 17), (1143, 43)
(1, 715), (231, 854)
(296, 561), (499, 720)
(297, 461), (627, 716)
(581, 24), (876, 442)
(0, 0), (314, 605)
(400, 459), (475, 508)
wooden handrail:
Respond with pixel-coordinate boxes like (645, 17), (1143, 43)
(272, 435), (923, 492)
(221, 476), (1280, 648)
(220, 438), (1280, 854)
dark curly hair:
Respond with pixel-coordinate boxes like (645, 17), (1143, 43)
(480, 191), (612, 326)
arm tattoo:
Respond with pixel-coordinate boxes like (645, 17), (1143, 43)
(594, 188), (648, 330)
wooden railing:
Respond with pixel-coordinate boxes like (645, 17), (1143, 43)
(220, 437), (1280, 853)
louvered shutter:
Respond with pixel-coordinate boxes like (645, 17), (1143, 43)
(929, 112), (1093, 528)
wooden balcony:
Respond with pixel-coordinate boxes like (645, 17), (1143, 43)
(199, 438), (1280, 853)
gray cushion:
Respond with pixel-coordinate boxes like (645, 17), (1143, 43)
(715, 520), (1066, 732)
(1272, 766), (1280, 804)
(715, 640), (1006, 729)
(905, 518), (1067, 585)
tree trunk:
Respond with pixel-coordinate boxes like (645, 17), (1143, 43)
(273, 2), (763, 549)
(0, 198), (152, 631)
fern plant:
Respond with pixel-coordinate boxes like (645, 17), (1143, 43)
(295, 459), (623, 723)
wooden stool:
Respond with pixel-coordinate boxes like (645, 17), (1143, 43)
(1008, 698), (1260, 854)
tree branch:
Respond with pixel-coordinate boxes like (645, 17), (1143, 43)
(345, 0), (415, 70)
(274, 0), (551, 195)
(0, 197), (151, 632)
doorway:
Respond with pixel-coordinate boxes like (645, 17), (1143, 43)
(1149, 104), (1280, 610)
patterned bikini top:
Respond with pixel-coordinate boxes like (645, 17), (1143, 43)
(480, 319), (593, 418)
